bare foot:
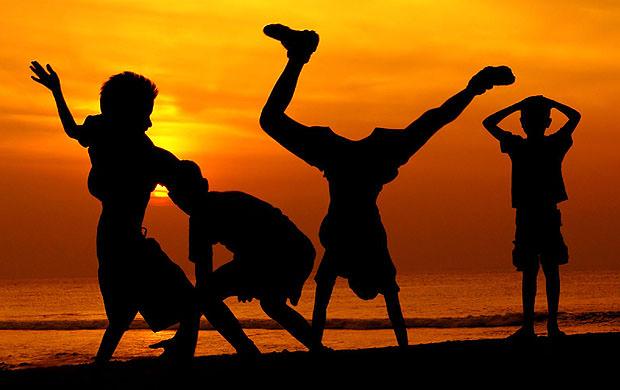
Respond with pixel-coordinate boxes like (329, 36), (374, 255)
(547, 327), (567, 338)
(507, 326), (537, 342)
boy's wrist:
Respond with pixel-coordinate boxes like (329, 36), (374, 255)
(51, 86), (63, 97)
(464, 83), (484, 96)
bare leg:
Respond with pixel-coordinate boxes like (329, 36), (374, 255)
(95, 327), (126, 364)
(260, 297), (322, 351)
(384, 290), (408, 348)
(542, 263), (564, 337)
(201, 297), (260, 356)
(522, 264), (539, 331)
(312, 275), (336, 347)
(259, 30), (318, 137)
(169, 308), (200, 361)
(509, 263), (539, 340)
(95, 309), (136, 365)
(400, 66), (515, 153)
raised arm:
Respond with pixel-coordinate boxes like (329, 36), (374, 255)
(482, 100), (525, 141)
(30, 61), (81, 140)
(405, 66), (515, 148)
(545, 97), (581, 136)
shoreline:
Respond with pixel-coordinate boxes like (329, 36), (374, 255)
(1, 332), (618, 386)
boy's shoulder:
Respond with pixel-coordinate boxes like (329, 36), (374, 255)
(77, 114), (106, 147)
(544, 131), (574, 154)
(500, 133), (526, 154)
(83, 114), (105, 126)
(213, 191), (283, 216)
(214, 190), (266, 205)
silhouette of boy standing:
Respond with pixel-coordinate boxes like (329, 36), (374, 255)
(30, 62), (199, 363)
(483, 95), (580, 339)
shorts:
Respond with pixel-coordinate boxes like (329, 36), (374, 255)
(202, 236), (315, 306)
(98, 238), (196, 332)
(512, 207), (569, 271)
(315, 249), (399, 301)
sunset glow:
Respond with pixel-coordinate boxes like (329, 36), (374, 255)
(151, 184), (169, 199)
(1, 0), (619, 279)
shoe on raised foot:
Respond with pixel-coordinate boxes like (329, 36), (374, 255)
(264, 23), (319, 62)
(468, 65), (515, 94)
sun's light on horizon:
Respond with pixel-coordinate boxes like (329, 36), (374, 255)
(151, 184), (169, 198)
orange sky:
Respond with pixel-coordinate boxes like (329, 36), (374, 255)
(1, 0), (619, 278)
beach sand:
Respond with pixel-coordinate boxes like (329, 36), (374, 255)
(0, 332), (617, 387)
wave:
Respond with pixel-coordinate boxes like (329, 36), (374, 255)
(1, 311), (618, 331)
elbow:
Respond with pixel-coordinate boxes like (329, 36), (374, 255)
(259, 108), (283, 132)
(482, 117), (495, 130)
(66, 127), (81, 140)
(259, 109), (272, 131)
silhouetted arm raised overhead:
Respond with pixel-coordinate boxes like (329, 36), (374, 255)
(482, 101), (524, 142)
(29, 61), (82, 141)
(402, 66), (516, 153)
(545, 97), (581, 137)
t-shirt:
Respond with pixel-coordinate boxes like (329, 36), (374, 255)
(274, 125), (423, 178)
(188, 191), (308, 265)
(76, 115), (179, 202)
(500, 131), (573, 209)
(263, 124), (427, 251)
(75, 115), (180, 248)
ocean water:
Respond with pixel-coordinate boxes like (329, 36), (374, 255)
(0, 270), (619, 369)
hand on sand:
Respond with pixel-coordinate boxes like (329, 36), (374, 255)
(30, 61), (61, 92)
(150, 336), (194, 365)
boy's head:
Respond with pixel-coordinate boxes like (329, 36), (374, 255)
(100, 72), (158, 133)
(167, 160), (209, 214)
(520, 96), (552, 139)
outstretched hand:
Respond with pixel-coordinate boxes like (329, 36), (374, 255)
(30, 61), (61, 92)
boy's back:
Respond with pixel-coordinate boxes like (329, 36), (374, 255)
(190, 190), (307, 255)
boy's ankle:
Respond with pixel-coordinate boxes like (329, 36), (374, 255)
(236, 340), (261, 357)
(547, 322), (561, 332)
(522, 318), (535, 330)
(508, 326), (537, 341)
